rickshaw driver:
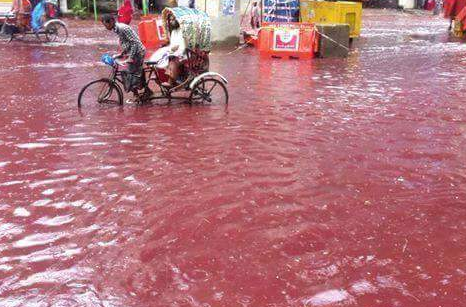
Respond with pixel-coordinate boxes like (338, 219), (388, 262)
(9, 0), (32, 32)
(101, 14), (152, 102)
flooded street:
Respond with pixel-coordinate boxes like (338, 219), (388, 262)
(2, 8), (466, 306)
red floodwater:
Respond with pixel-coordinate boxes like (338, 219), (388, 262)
(1, 9), (466, 307)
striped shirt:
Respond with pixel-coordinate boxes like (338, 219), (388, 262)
(114, 22), (145, 60)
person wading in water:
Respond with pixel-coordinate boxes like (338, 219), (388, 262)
(251, 1), (260, 30)
(101, 14), (152, 103)
(118, 0), (134, 25)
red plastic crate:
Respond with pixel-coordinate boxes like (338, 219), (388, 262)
(258, 22), (318, 59)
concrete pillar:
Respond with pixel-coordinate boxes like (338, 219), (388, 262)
(60, 0), (68, 13)
(195, 0), (241, 45)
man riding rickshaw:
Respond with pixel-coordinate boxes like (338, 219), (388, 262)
(7, 0), (31, 32)
(79, 6), (228, 107)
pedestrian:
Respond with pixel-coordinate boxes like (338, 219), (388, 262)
(101, 14), (152, 103)
(425, 0), (436, 9)
(250, 1), (260, 30)
(10, 0), (32, 32)
(433, 0), (442, 15)
(118, 0), (133, 25)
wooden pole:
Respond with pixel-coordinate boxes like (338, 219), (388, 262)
(240, 0), (252, 27)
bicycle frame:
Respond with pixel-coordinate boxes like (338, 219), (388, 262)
(149, 68), (201, 103)
(108, 65), (125, 87)
(107, 61), (171, 99)
(107, 61), (193, 102)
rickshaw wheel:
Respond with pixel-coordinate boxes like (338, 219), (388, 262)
(189, 78), (228, 105)
(0, 25), (14, 43)
(78, 79), (123, 108)
(45, 22), (68, 43)
(0, 33), (13, 43)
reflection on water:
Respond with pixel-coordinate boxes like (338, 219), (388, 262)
(1, 9), (466, 307)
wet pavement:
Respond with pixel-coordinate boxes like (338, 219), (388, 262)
(1, 8), (466, 307)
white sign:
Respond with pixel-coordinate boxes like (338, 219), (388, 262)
(273, 28), (300, 51)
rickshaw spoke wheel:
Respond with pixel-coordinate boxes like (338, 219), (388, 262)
(189, 78), (228, 105)
(78, 79), (123, 108)
(0, 33), (13, 42)
(45, 22), (68, 43)
(0, 25), (14, 43)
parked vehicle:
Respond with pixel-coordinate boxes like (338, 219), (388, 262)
(0, 0), (67, 43)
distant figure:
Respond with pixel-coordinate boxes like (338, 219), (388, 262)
(45, 0), (58, 18)
(10, 0), (32, 31)
(425, 0), (436, 9)
(189, 0), (194, 8)
(433, 0), (442, 15)
(118, 0), (133, 25)
(251, 1), (260, 30)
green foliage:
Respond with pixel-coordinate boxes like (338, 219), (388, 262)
(71, 0), (88, 18)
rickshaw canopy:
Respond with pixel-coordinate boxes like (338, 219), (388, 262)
(162, 7), (212, 52)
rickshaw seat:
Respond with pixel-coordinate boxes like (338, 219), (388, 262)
(144, 48), (209, 76)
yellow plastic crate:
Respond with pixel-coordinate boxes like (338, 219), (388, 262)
(300, 1), (362, 38)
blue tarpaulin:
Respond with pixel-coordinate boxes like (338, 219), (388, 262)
(31, 0), (45, 32)
(263, 0), (299, 22)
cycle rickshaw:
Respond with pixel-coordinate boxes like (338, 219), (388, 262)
(78, 7), (228, 107)
(0, 0), (68, 43)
